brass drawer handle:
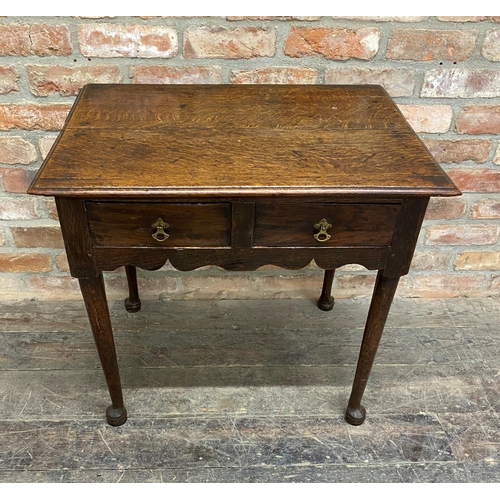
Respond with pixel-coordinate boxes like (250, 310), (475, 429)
(152, 218), (170, 242)
(314, 218), (332, 242)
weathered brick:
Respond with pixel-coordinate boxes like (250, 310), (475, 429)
(227, 16), (320, 21)
(386, 29), (477, 61)
(398, 105), (452, 133)
(471, 199), (500, 219)
(495, 142), (500, 165)
(0, 66), (19, 94)
(0, 277), (20, 292)
(447, 168), (500, 192)
(436, 17), (488, 22)
(337, 274), (377, 289)
(0, 199), (38, 220)
(39, 136), (57, 160)
(105, 276), (177, 297)
(423, 139), (490, 164)
(24, 276), (80, 293)
(425, 197), (466, 220)
(284, 27), (380, 60)
(130, 65), (222, 84)
(0, 137), (37, 164)
(252, 274), (322, 300)
(456, 105), (500, 134)
(27, 65), (122, 97)
(324, 68), (415, 97)
(78, 24), (178, 58)
(412, 274), (486, 297)
(0, 252), (51, 272)
(425, 224), (500, 245)
(454, 251), (500, 270)
(0, 24), (72, 56)
(181, 275), (257, 299)
(482, 29), (500, 61)
(184, 27), (277, 59)
(339, 17), (427, 22)
(409, 251), (451, 271)
(0, 168), (30, 193)
(0, 229), (5, 246)
(0, 104), (71, 131)
(230, 67), (318, 84)
(44, 199), (58, 220)
(490, 275), (500, 290)
(422, 69), (500, 98)
(55, 252), (70, 273)
(11, 226), (64, 248)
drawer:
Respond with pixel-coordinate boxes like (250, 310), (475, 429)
(253, 203), (401, 247)
(87, 202), (231, 247)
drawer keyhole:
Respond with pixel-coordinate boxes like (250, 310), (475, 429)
(314, 218), (332, 242)
(152, 218), (170, 242)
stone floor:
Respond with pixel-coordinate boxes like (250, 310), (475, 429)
(1, 296), (499, 482)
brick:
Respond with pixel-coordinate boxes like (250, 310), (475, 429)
(0, 252), (51, 272)
(471, 199), (500, 219)
(184, 27), (277, 59)
(398, 105), (452, 133)
(11, 226), (64, 248)
(324, 68), (415, 97)
(0, 24), (72, 56)
(337, 274), (377, 289)
(425, 197), (466, 220)
(252, 274), (322, 300)
(78, 24), (177, 58)
(130, 66), (222, 84)
(230, 67), (318, 84)
(0, 277), (20, 292)
(0, 104), (72, 131)
(422, 69), (500, 98)
(44, 199), (58, 220)
(24, 276), (80, 293)
(0, 66), (19, 94)
(339, 17), (427, 22)
(447, 168), (500, 192)
(39, 136), (57, 160)
(412, 274), (486, 297)
(423, 139), (490, 164)
(386, 29), (477, 61)
(284, 27), (380, 60)
(495, 142), (500, 165)
(105, 276), (177, 297)
(0, 229), (5, 246)
(0, 137), (37, 164)
(55, 253), (70, 273)
(409, 251), (451, 271)
(425, 225), (500, 245)
(0, 199), (38, 220)
(482, 29), (500, 61)
(227, 17), (320, 21)
(454, 251), (500, 270)
(0, 168), (30, 193)
(181, 275), (257, 299)
(490, 276), (500, 290)
(456, 105), (500, 134)
(27, 65), (122, 97)
(436, 17), (488, 22)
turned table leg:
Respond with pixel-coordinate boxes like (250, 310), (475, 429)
(79, 273), (127, 426)
(345, 270), (400, 426)
(318, 269), (335, 311)
(124, 265), (141, 313)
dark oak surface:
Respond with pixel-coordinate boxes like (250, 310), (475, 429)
(27, 84), (460, 427)
(28, 84), (459, 199)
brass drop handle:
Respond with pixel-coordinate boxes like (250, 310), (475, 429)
(314, 218), (332, 242)
(151, 218), (170, 242)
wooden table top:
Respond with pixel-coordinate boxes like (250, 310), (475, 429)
(28, 84), (460, 199)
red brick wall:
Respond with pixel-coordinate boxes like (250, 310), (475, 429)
(1, 16), (499, 300)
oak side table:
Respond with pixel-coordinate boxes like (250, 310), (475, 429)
(28, 84), (460, 426)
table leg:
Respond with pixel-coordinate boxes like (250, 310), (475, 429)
(79, 273), (127, 426)
(124, 265), (141, 313)
(318, 269), (335, 311)
(345, 270), (400, 425)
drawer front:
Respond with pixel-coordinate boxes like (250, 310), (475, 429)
(253, 203), (401, 247)
(87, 202), (231, 247)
